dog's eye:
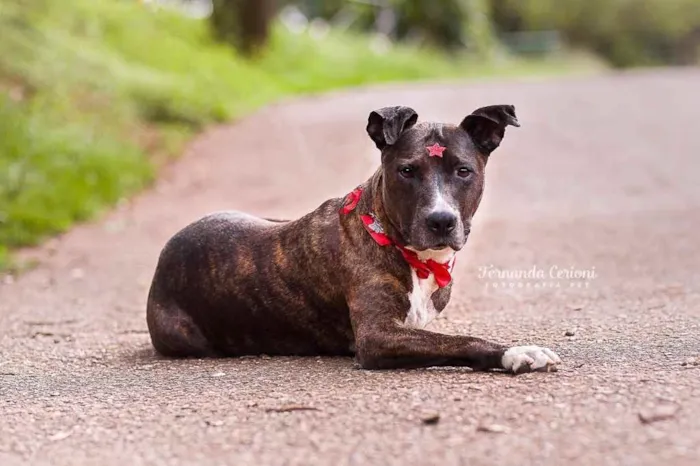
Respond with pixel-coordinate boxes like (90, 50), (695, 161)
(457, 167), (472, 178)
(399, 166), (416, 178)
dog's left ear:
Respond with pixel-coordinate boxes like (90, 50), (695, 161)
(366, 106), (418, 150)
(460, 105), (520, 155)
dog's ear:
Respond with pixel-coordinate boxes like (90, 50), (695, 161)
(366, 106), (418, 150)
(460, 105), (520, 155)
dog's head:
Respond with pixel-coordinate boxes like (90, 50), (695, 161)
(367, 105), (519, 253)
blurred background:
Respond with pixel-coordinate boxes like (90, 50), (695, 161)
(1, 0), (699, 270)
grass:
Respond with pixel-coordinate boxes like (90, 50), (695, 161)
(0, 0), (605, 271)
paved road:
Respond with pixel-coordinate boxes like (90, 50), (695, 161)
(2, 70), (700, 466)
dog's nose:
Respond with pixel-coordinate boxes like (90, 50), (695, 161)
(426, 211), (457, 236)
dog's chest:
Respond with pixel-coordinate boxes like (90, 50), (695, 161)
(404, 270), (440, 329)
(402, 249), (455, 329)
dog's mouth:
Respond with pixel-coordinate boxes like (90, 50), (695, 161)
(405, 245), (460, 264)
(409, 238), (465, 254)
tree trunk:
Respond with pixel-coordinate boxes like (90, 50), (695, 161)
(211, 0), (275, 55)
(676, 27), (700, 65)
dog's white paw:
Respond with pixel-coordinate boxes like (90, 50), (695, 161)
(501, 346), (561, 374)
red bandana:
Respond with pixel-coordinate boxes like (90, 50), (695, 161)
(341, 187), (453, 288)
(340, 186), (363, 215)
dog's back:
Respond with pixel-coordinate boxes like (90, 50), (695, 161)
(146, 205), (354, 358)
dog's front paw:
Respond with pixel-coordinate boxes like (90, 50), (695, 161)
(501, 346), (561, 374)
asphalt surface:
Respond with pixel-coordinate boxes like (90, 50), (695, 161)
(2, 69), (700, 466)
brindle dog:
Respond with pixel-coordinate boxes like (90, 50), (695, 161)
(146, 105), (561, 373)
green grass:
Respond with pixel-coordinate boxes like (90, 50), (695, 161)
(0, 0), (605, 271)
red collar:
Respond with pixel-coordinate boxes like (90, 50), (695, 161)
(340, 187), (454, 288)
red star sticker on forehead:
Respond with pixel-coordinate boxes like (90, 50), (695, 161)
(426, 143), (446, 158)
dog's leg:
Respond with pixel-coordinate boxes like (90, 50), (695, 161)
(350, 296), (560, 373)
(147, 300), (214, 357)
(146, 283), (215, 358)
(355, 325), (559, 373)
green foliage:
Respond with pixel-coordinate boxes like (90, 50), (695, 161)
(0, 0), (601, 270)
(292, 0), (700, 66)
(290, 0), (498, 54)
(491, 0), (700, 67)
(0, 95), (151, 248)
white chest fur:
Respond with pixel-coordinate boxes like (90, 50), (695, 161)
(403, 248), (456, 329)
(404, 270), (440, 329)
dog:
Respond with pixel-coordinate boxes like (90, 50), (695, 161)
(146, 104), (561, 373)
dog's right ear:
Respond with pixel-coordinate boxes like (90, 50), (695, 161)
(460, 105), (520, 156)
(366, 106), (418, 150)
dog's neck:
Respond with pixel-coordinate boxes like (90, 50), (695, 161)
(361, 168), (407, 247)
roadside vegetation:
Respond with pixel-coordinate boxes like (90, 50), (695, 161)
(0, 0), (605, 270)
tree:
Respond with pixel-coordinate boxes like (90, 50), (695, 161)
(210, 0), (276, 55)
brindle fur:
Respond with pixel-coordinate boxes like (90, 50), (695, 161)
(147, 105), (520, 370)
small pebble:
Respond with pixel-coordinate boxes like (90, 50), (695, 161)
(477, 424), (509, 434)
(421, 412), (440, 425)
(266, 404), (318, 413)
(565, 329), (576, 337)
(49, 431), (72, 442)
(638, 405), (679, 424)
